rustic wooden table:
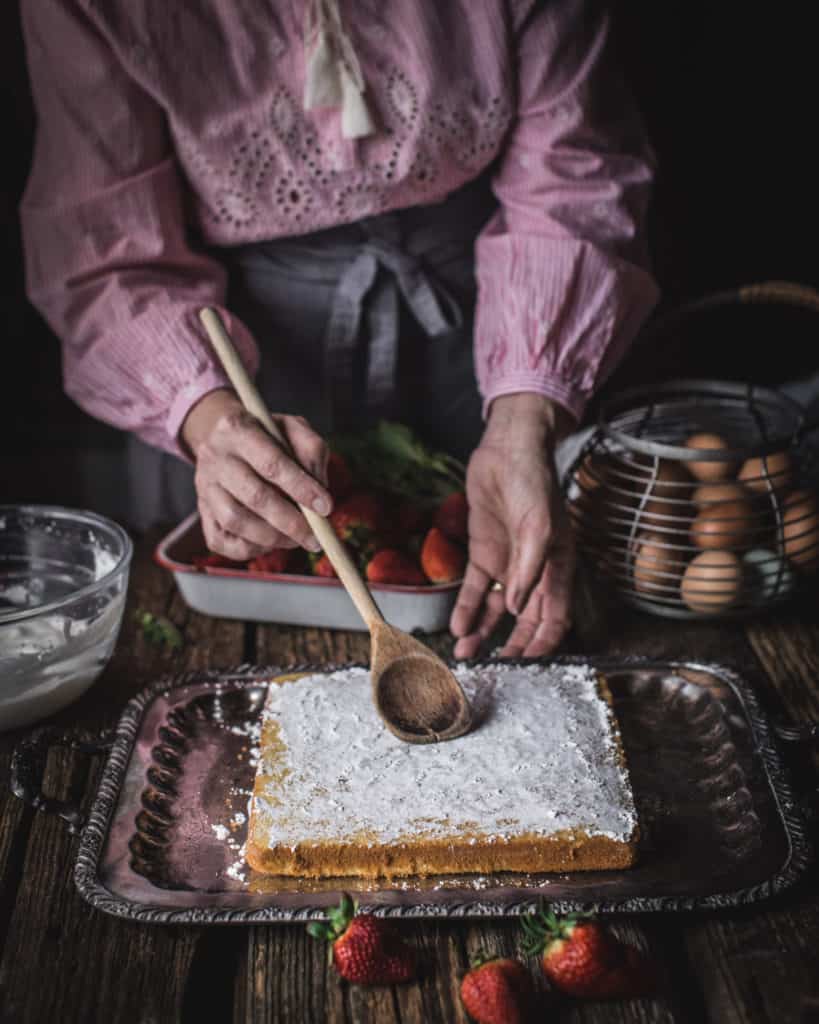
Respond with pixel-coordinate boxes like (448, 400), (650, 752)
(1, 532), (817, 1024)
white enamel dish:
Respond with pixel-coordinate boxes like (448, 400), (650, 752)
(155, 513), (460, 632)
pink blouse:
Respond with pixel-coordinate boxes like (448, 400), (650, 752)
(21, 0), (659, 456)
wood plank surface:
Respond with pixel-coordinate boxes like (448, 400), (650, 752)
(0, 535), (816, 1023)
(0, 533), (243, 1024)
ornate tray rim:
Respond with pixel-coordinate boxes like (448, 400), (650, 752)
(71, 656), (813, 924)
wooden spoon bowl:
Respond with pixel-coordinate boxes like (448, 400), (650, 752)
(371, 624), (472, 743)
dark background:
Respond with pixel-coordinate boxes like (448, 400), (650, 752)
(1, 1), (816, 523)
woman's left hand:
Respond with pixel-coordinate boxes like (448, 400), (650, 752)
(450, 394), (575, 659)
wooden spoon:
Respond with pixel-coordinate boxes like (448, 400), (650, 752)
(199, 308), (473, 744)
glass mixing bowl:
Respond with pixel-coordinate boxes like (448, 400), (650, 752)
(0, 506), (133, 731)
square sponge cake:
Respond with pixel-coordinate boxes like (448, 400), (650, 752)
(246, 663), (638, 878)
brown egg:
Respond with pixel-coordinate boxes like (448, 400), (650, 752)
(738, 451), (793, 493)
(685, 433), (738, 482)
(781, 490), (819, 571)
(633, 532), (686, 595)
(681, 550), (743, 611)
(624, 459), (694, 522)
(573, 454), (603, 495)
(692, 482), (747, 506)
(690, 499), (756, 551)
(634, 495), (693, 541)
(571, 454), (632, 524)
(574, 460), (634, 539)
(594, 454), (640, 507)
(643, 459), (694, 500)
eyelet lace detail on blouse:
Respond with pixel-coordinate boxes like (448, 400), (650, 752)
(174, 77), (511, 240)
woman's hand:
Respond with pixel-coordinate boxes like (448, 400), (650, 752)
(450, 394), (575, 659)
(181, 388), (333, 561)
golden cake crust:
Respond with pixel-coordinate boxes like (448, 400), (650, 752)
(246, 667), (638, 879)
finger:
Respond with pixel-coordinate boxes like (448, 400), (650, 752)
(221, 455), (321, 551)
(523, 535), (575, 657)
(281, 415), (331, 489)
(206, 483), (295, 550)
(499, 598), (541, 659)
(238, 420), (333, 516)
(521, 613), (572, 657)
(506, 510), (552, 616)
(474, 586), (508, 642)
(201, 510), (266, 561)
(453, 586), (508, 661)
(502, 532), (575, 658)
(453, 632), (483, 660)
(450, 561), (492, 638)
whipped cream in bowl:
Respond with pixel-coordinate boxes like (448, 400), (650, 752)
(0, 505), (132, 731)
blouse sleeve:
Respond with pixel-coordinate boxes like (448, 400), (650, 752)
(20, 0), (259, 456)
(474, 0), (660, 422)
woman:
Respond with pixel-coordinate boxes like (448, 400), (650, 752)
(21, 0), (658, 659)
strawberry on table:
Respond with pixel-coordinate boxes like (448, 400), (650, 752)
(435, 490), (468, 543)
(420, 527), (467, 583)
(521, 908), (654, 1000)
(307, 894), (416, 986)
(460, 954), (536, 1023)
(366, 549), (427, 586)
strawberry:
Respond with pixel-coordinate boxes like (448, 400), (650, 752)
(327, 450), (354, 501)
(307, 894), (416, 985)
(366, 549), (427, 586)
(330, 493), (385, 554)
(191, 552), (242, 571)
(310, 552), (337, 578)
(246, 549), (292, 574)
(460, 954), (536, 1024)
(521, 909), (654, 1000)
(435, 491), (468, 543)
(420, 527), (466, 583)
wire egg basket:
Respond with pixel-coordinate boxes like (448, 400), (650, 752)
(566, 377), (819, 619)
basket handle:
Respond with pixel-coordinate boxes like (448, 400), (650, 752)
(641, 279), (819, 340)
(638, 281), (819, 431)
(10, 727), (113, 834)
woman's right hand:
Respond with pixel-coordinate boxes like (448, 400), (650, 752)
(181, 388), (333, 560)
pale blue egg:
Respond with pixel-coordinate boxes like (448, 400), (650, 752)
(742, 548), (795, 603)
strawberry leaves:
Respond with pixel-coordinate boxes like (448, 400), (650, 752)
(520, 907), (593, 955)
(307, 893), (356, 943)
(331, 420), (464, 505)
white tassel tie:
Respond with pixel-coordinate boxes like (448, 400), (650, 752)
(304, 0), (376, 139)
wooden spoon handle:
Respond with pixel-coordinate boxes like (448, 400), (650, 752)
(198, 307), (384, 629)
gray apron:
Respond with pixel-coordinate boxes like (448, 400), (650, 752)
(128, 175), (496, 530)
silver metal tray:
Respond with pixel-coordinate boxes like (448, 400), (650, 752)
(10, 658), (813, 923)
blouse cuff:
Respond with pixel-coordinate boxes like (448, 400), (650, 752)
(481, 375), (583, 422)
(164, 309), (259, 458)
(474, 232), (660, 425)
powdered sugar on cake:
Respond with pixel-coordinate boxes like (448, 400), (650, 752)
(251, 663), (636, 847)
